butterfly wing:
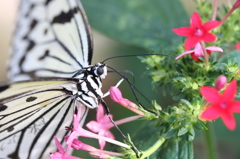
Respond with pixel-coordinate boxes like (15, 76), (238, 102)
(0, 79), (89, 159)
(4, 0), (94, 158)
(8, 0), (93, 81)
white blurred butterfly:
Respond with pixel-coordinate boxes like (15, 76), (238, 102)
(0, 0), (111, 158)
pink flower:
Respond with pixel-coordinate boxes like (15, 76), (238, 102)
(236, 43), (240, 50)
(86, 104), (141, 149)
(50, 137), (82, 159)
(215, 75), (227, 91)
(176, 43), (223, 61)
(109, 87), (145, 116)
(66, 106), (131, 151)
(86, 104), (115, 149)
(172, 12), (221, 50)
(64, 136), (124, 158)
(64, 136), (98, 151)
(200, 80), (240, 130)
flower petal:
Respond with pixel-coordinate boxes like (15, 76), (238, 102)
(221, 112), (236, 130)
(175, 50), (194, 60)
(190, 12), (202, 28)
(53, 137), (65, 153)
(203, 21), (221, 31)
(230, 101), (240, 112)
(191, 53), (200, 61)
(236, 43), (240, 50)
(172, 27), (193, 36)
(184, 37), (199, 50)
(200, 86), (221, 104)
(98, 131), (107, 149)
(206, 46), (223, 52)
(222, 80), (237, 102)
(101, 115), (112, 124)
(193, 43), (204, 57)
(97, 104), (104, 121)
(86, 121), (101, 132)
(200, 106), (221, 120)
(202, 32), (217, 42)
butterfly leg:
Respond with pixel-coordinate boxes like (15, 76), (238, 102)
(99, 98), (140, 158)
(102, 78), (124, 98)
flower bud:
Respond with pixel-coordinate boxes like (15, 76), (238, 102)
(109, 87), (123, 102)
(215, 75), (227, 91)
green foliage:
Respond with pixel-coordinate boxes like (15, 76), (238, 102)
(81, 0), (188, 53)
(79, 0), (240, 159)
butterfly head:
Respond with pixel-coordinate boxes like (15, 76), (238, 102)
(93, 62), (107, 79)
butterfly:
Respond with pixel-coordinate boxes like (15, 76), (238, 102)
(0, 0), (112, 158)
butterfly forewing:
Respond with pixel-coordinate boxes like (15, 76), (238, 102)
(8, 0), (93, 81)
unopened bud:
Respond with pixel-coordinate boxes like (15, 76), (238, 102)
(215, 75), (227, 90)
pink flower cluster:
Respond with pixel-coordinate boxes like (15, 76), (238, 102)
(50, 87), (143, 159)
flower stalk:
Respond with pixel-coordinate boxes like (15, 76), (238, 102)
(203, 122), (218, 159)
(140, 137), (165, 159)
(200, 41), (209, 69)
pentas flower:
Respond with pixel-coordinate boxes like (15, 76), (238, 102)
(86, 104), (115, 150)
(200, 80), (240, 130)
(50, 137), (82, 159)
(236, 43), (240, 50)
(110, 86), (145, 116)
(176, 42), (223, 61)
(66, 106), (131, 152)
(86, 104), (141, 149)
(172, 12), (221, 50)
(64, 136), (124, 158)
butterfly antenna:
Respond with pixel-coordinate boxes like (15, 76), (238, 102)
(99, 98), (140, 157)
(102, 53), (174, 63)
(107, 66), (157, 115)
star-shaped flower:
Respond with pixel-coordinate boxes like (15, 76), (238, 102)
(172, 12), (221, 50)
(86, 104), (115, 149)
(200, 80), (240, 130)
(176, 42), (223, 61)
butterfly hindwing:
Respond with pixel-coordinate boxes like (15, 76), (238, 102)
(0, 79), (89, 159)
(8, 0), (93, 81)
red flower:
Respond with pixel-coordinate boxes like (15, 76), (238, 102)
(172, 12), (221, 50)
(200, 80), (240, 130)
(236, 43), (240, 50)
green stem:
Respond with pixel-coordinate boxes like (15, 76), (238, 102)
(140, 137), (165, 159)
(204, 122), (218, 159)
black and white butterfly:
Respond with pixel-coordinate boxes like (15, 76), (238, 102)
(0, 0), (116, 158)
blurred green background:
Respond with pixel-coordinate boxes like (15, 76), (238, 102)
(0, 0), (240, 159)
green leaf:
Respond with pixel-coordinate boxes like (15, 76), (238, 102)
(165, 128), (178, 139)
(180, 99), (193, 109)
(82, 0), (188, 53)
(219, 50), (240, 66)
(157, 135), (193, 159)
(178, 127), (189, 136)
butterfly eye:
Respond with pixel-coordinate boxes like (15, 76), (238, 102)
(96, 67), (104, 75)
